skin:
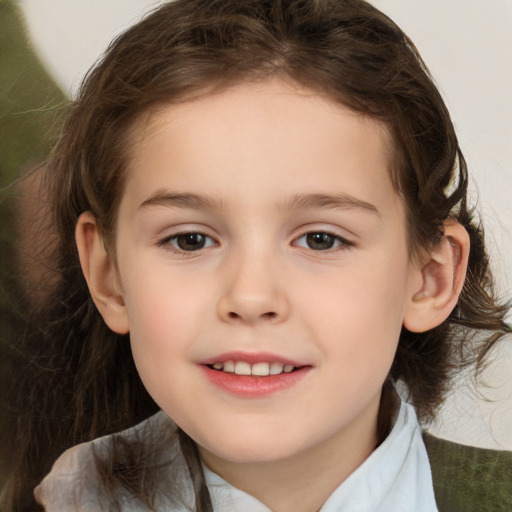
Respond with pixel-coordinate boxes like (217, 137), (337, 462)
(77, 79), (469, 512)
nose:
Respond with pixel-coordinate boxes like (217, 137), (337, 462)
(217, 249), (290, 325)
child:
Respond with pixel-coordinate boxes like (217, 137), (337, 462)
(3, 0), (511, 510)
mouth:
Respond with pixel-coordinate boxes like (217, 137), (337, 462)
(199, 352), (311, 397)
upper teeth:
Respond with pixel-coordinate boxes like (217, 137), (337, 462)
(212, 361), (295, 376)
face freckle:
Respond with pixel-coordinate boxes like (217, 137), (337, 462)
(113, 79), (420, 471)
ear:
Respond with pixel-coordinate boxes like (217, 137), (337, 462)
(75, 211), (130, 334)
(403, 220), (470, 333)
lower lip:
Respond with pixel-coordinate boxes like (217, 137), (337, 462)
(200, 365), (311, 398)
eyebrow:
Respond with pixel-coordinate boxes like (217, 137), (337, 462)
(139, 191), (224, 210)
(285, 193), (380, 216)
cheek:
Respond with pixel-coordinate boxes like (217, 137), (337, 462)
(303, 252), (410, 374)
(121, 274), (206, 380)
(124, 288), (206, 417)
(310, 256), (409, 330)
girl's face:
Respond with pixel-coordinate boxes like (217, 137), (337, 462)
(113, 80), (423, 466)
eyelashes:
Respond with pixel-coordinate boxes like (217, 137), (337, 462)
(158, 230), (353, 255)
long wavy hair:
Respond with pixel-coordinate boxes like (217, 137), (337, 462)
(3, 0), (510, 510)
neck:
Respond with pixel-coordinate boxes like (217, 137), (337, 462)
(199, 396), (381, 512)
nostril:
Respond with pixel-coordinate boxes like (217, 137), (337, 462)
(226, 311), (277, 321)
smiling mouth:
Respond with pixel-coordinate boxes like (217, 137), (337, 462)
(201, 357), (310, 397)
(207, 361), (299, 376)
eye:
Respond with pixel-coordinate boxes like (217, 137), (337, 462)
(165, 232), (216, 252)
(294, 232), (350, 251)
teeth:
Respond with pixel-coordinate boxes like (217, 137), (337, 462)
(211, 360), (297, 376)
(269, 362), (284, 375)
(223, 360), (235, 373)
(251, 362), (270, 376)
(234, 361), (251, 375)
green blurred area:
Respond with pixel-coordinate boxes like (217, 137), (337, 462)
(0, 0), (68, 301)
(0, 0), (68, 185)
(0, 0), (68, 314)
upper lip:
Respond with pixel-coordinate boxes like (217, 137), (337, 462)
(198, 351), (308, 367)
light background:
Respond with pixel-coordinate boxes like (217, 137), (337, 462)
(18, 0), (512, 449)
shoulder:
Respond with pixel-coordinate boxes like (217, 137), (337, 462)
(423, 432), (512, 512)
(34, 411), (175, 511)
(34, 441), (109, 511)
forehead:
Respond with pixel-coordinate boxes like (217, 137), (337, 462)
(122, 79), (399, 215)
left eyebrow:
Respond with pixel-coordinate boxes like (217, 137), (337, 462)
(285, 193), (380, 216)
(139, 191), (224, 210)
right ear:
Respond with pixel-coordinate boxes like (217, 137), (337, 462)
(75, 211), (130, 334)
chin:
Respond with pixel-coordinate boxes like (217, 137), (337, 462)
(206, 444), (294, 464)
(196, 428), (310, 464)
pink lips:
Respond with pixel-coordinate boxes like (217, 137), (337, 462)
(198, 351), (311, 398)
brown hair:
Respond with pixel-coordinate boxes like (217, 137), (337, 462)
(3, 0), (510, 510)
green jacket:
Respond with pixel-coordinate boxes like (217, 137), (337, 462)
(424, 433), (512, 511)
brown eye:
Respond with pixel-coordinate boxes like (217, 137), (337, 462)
(169, 233), (214, 251)
(305, 233), (336, 250)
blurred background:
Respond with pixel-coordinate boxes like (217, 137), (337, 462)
(1, 0), (511, 449)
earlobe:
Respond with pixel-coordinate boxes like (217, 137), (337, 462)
(75, 212), (130, 334)
(403, 220), (470, 333)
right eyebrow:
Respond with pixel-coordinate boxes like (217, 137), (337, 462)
(139, 191), (224, 210)
(285, 192), (381, 217)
